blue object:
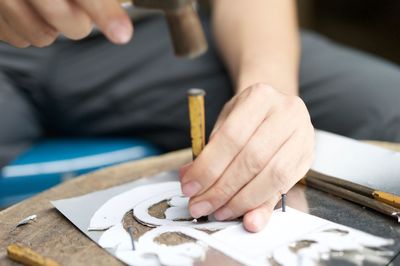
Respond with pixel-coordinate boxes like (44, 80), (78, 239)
(0, 138), (160, 208)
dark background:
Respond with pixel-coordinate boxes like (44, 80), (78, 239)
(299, 0), (400, 64)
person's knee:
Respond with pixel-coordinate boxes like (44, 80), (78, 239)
(308, 57), (400, 142)
(346, 63), (400, 142)
(366, 104), (400, 142)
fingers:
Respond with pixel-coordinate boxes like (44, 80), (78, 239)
(0, 0), (58, 47)
(0, 0), (133, 47)
(181, 84), (276, 198)
(188, 109), (295, 218)
(30, 0), (92, 40)
(75, 0), (133, 44)
(181, 83), (314, 232)
(0, 15), (29, 48)
(214, 127), (314, 221)
(243, 199), (277, 232)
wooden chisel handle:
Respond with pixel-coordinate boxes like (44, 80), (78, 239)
(373, 191), (400, 209)
(188, 89), (206, 160)
(307, 170), (400, 209)
(7, 244), (59, 266)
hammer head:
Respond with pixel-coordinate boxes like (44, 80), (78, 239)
(131, 0), (208, 58)
(165, 3), (208, 58)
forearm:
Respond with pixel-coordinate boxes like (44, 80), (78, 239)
(211, 0), (300, 95)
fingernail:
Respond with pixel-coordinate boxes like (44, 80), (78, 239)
(214, 207), (233, 221)
(107, 20), (132, 44)
(182, 181), (202, 197)
(190, 201), (213, 218)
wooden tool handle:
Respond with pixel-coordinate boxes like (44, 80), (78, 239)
(7, 244), (59, 266)
(307, 170), (374, 197)
(302, 176), (400, 222)
(165, 5), (208, 58)
(308, 169), (400, 209)
(373, 191), (400, 209)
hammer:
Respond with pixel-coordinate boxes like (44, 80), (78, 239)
(120, 0), (208, 58)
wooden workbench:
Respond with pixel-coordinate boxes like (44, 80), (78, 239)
(1, 142), (399, 265)
(0, 149), (192, 265)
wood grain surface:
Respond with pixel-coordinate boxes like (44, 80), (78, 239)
(1, 141), (399, 266)
(0, 149), (192, 266)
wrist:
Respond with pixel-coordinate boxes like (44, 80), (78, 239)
(236, 59), (299, 96)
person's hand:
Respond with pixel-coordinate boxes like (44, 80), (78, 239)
(180, 83), (315, 232)
(0, 0), (133, 48)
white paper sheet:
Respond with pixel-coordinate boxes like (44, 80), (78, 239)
(52, 130), (400, 265)
(211, 207), (394, 265)
(95, 202), (394, 266)
(313, 130), (400, 195)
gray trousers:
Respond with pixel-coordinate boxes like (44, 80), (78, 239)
(1, 16), (400, 167)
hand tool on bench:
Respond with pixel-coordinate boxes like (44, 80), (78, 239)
(187, 88), (208, 222)
(7, 244), (59, 266)
(307, 169), (400, 209)
(302, 171), (400, 222)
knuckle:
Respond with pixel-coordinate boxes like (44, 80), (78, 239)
(279, 96), (308, 119)
(244, 83), (274, 100)
(236, 87), (252, 102)
(32, 29), (57, 47)
(232, 194), (256, 212)
(219, 126), (240, 149)
(242, 148), (265, 176)
(226, 201), (241, 216)
(210, 184), (234, 207)
(265, 192), (282, 209)
(283, 96), (297, 108)
(253, 83), (275, 97)
(271, 161), (290, 188)
(252, 82), (271, 92)
(290, 96), (307, 113)
(2, 33), (29, 48)
(38, 1), (72, 22)
(32, 38), (53, 48)
(67, 18), (93, 40)
(202, 166), (220, 187)
(76, 25), (93, 40)
(224, 99), (235, 111)
(10, 39), (30, 48)
(238, 84), (262, 102)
